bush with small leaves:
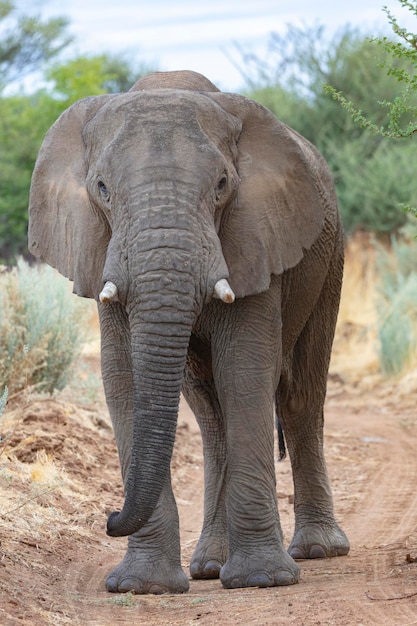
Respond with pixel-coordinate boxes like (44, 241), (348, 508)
(0, 259), (90, 397)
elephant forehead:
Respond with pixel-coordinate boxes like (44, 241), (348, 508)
(87, 89), (237, 145)
(98, 90), (217, 124)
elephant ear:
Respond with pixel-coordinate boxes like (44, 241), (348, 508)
(208, 93), (331, 298)
(28, 95), (115, 299)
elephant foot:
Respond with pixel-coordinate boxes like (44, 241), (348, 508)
(189, 535), (228, 580)
(288, 522), (350, 560)
(219, 546), (300, 589)
(106, 548), (189, 595)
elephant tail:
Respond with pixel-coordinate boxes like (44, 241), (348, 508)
(275, 414), (287, 461)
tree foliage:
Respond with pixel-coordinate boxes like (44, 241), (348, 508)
(0, 55), (152, 260)
(0, 0), (72, 89)
(324, 0), (417, 139)
(44, 53), (155, 101)
(241, 22), (417, 234)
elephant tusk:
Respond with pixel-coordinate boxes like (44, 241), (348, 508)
(99, 281), (119, 303)
(213, 278), (235, 304)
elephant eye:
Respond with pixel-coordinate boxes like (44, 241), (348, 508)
(217, 176), (227, 192)
(98, 180), (110, 202)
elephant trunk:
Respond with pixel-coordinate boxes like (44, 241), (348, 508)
(106, 180), (228, 537)
(106, 297), (193, 536)
(106, 253), (195, 538)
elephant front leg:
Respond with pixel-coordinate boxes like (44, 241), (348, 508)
(99, 302), (188, 594)
(106, 475), (189, 594)
(182, 370), (228, 579)
(211, 293), (300, 590)
(218, 398), (300, 589)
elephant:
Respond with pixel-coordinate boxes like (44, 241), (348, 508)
(28, 69), (349, 594)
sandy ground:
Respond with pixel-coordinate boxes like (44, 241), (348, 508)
(1, 312), (417, 624)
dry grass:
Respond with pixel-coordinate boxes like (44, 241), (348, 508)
(0, 402), (106, 546)
(331, 233), (380, 384)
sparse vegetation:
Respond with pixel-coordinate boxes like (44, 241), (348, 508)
(0, 259), (90, 397)
(105, 591), (137, 607)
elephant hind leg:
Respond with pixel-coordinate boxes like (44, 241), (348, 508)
(278, 270), (349, 560)
(278, 365), (349, 559)
(182, 368), (228, 580)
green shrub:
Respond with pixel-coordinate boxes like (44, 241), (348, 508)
(243, 23), (417, 235)
(328, 139), (416, 234)
(376, 238), (417, 375)
(0, 259), (90, 396)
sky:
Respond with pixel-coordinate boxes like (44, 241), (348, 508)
(25, 0), (417, 92)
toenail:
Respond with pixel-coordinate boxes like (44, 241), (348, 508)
(246, 572), (274, 587)
(309, 545), (327, 559)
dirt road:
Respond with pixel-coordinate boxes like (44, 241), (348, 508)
(1, 363), (417, 625)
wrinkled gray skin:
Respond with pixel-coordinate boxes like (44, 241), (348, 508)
(28, 70), (349, 594)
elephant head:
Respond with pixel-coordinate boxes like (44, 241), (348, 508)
(28, 70), (326, 537)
